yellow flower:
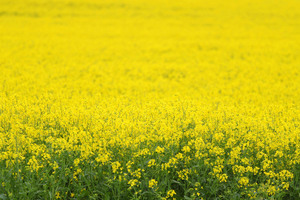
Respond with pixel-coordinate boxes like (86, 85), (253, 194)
(177, 169), (189, 180)
(55, 192), (60, 199)
(218, 173), (228, 183)
(238, 177), (249, 187)
(148, 179), (158, 188)
(128, 179), (139, 189)
(147, 159), (156, 168)
(155, 146), (165, 154)
(167, 190), (176, 198)
(182, 146), (191, 153)
(74, 158), (80, 167)
(111, 161), (121, 173)
(53, 161), (59, 171)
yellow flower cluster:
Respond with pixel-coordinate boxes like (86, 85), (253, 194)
(148, 179), (158, 189)
(0, 0), (299, 199)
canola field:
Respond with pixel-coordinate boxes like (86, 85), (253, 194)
(0, 0), (300, 199)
